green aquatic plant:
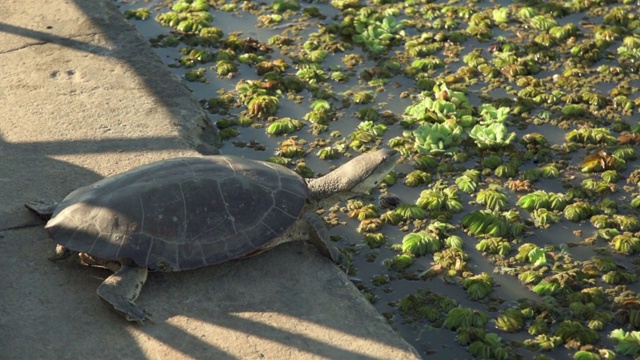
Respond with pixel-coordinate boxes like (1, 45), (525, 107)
(481, 154), (502, 169)
(383, 254), (415, 271)
(514, 243), (546, 266)
(255, 58), (288, 75)
(248, 94), (279, 118)
(178, 49), (213, 68)
(445, 235), (464, 249)
(565, 127), (617, 145)
(124, 8), (151, 20)
(602, 270), (636, 285)
(461, 210), (519, 237)
(476, 237), (512, 256)
(495, 308), (525, 333)
(266, 118), (303, 136)
(351, 15), (405, 54)
(610, 233), (640, 254)
(610, 329), (640, 356)
(363, 233), (386, 249)
(564, 201), (597, 222)
(476, 188), (508, 211)
(468, 123), (516, 149)
(455, 169), (479, 193)
(271, 0), (300, 12)
(494, 160), (519, 178)
(349, 121), (387, 151)
(276, 140), (305, 158)
(215, 60), (237, 77)
(412, 122), (464, 155)
(402, 84), (472, 126)
(468, 333), (510, 360)
(527, 318), (549, 336)
(184, 67), (207, 82)
(581, 151), (625, 172)
(614, 214), (640, 231)
(568, 302), (596, 320)
(357, 218), (382, 233)
(398, 289), (457, 322)
(430, 247), (469, 274)
(347, 201), (378, 220)
(518, 270), (542, 285)
(171, 0), (210, 12)
(316, 147), (341, 160)
(404, 170), (431, 187)
(352, 91), (375, 104)
(531, 208), (561, 228)
(555, 320), (599, 346)
(416, 186), (463, 213)
(156, 3), (213, 33)
(393, 204), (427, 220)
(587, 311), (612, 331)
(402, 231), (442, 256)
(461, 272), (494, 300)
(523, 334), (562, 351)
(444, 307), (488, 330)
(455, 327), (487, 346)
(539, 163), (560, 178)
(477, 104), (510, 124)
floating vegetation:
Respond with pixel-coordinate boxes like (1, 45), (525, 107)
(266, 118), (304, 136)
(404, 170), (431, 187)
(455, 169), (480, 194)
(469, 123), (517, 149)
(444, 307), (489, 331)
(412, 122), (463, 155)
(124, 8), (150, 20)
(475, 188), (508, 211)
(609, 329), (640, 356)
(461, 210), (521, 238)
(495, 308), (525, 333)
(392, 204), (427, 221)
(461, 272), (494, 300)
(401, 230), (442, 256)
(121, 0), (640, 357)
(564, 202), (597, 222)
(476, 237), (512, 257)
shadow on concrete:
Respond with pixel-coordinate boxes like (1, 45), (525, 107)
(0, 0), (416, 358)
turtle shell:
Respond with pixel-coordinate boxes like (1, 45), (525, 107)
(45, 156), (308, 272)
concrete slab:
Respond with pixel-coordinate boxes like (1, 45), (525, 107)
(0, 1), (420, 358)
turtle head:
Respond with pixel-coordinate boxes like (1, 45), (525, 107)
(307, 149), (400, 204)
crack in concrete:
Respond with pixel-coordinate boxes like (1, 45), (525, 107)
(0, 29), (135, 55)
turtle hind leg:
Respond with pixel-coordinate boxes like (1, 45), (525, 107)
(24, 200), (59, 220)
(96, 259), (151, 324)
(303, 213), (350, 270)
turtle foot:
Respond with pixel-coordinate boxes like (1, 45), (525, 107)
(97, 261), (150, 324)
(113, 299), (154, 325)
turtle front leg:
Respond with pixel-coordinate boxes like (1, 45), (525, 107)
(96, 259), (151, 324)
(303, 213), (350, 270)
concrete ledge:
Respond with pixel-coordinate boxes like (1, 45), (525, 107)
(0, 1), (420, 358)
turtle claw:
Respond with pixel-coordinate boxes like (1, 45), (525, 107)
(103, 295), (153, 324)
(119, 303), (153, 325)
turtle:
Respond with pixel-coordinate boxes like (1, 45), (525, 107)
(25, 148), (400, 323)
